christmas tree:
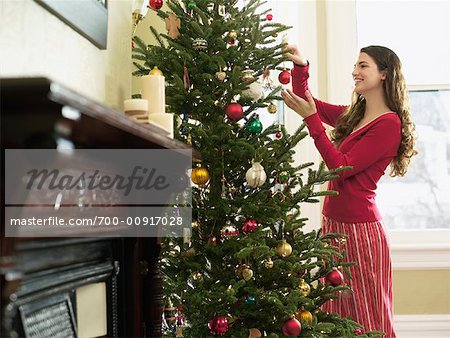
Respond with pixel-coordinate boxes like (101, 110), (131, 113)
(133, 0), (382, 337)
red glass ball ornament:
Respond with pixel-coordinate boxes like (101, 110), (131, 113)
(242, 218), (259, 234)
(275, 132), (282, 139)
(208, 315), (228, 336)
(266, 14), (273, 21)
(226, 103), (244, 121)
(278, 69), (291, 85)
(208, 236), (218, 245)
(282, 317), (302, 337)
(355, 327), (364, 335)
(149, 0), (163, 10)
(325, 268), (344, 286)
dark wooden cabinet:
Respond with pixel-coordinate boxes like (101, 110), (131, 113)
(0, 78), (194, 338)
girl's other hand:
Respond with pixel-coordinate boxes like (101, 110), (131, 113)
(281, 89), (317, 119)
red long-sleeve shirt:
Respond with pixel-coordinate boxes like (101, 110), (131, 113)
(291, 63), (401, 222)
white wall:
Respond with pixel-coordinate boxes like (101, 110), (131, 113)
(0, 0), (132, 110)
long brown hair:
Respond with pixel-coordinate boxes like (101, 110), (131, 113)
(331, 46), (418, 177)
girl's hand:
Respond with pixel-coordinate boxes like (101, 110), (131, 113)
(281, 89), (317, 119)
(283, 44), (308, 66)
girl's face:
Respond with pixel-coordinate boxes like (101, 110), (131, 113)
(352, 52), (386, 95)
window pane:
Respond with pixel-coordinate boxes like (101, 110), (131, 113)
(377, 90), (450, 229)
(356, 1), (450, 86)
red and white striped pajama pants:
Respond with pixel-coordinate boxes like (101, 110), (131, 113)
(321, 216), (396, 337)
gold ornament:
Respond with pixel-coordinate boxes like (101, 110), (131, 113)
(191, 164), (210, 186)
(235, 264), (247, 277)
(216, 71), (226, 81)
(295, 309), (313, 323)
(276, 240), (292, 257)
(242, 267), (254, 281)
(241, 69), (254, 82)
(264, 258), (274, 269)
(149, 66), (163, 76)
(267, 102), (278, 114)
(299, 279), (311, 297)
(228, 30), (237, 40)
(192, 272), (203, 281)
(248, 328), (262, 338)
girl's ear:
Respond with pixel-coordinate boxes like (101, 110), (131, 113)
(381, 70), (387, 80)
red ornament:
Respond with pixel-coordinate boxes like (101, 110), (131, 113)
(149, 0), (163, 10)
(325, 268), (344, 286)
(278, 69), (291, 85)
(355, 327), (364, 335)
(266, 14), (273, 21)
(282, 317), (302, 337)
(208, 236), (218, 245)
(226, 103), (244, 121)
(275, 132), (282, 139)
(242, 218), (260, 234)
(208, 315), (228, 336)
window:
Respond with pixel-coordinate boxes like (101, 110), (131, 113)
(356, 0), (450, 230)
(377, 89), (450, 229)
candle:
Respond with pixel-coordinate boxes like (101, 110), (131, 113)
(141, 67), (165, 115)
(123, 98), (148, 116)
(148, 113), (174, 138)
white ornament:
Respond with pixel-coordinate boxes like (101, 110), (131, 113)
(245, 160), (267, 188)
(241, 80), (264, 100)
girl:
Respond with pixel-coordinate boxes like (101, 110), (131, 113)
(281, 45), (417, 337)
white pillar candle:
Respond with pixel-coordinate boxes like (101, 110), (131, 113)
(123, 98), (148, 116)
(148, 113), (174, 138)
(141, 67), (165, 115)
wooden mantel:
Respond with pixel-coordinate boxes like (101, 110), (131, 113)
(1, 77), (195, 338)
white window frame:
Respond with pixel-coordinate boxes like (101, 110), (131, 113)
(390, 83), (450, 269)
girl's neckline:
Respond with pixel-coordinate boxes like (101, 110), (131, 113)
(349, 112), (396, 136)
